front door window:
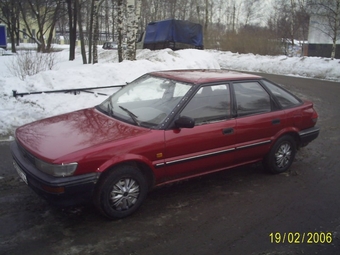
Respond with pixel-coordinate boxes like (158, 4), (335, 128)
(180, 84), (231, 125)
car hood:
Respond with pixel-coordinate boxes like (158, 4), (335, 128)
(15, 108), (150, 162)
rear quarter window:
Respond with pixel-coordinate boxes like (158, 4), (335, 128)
(261, 80), (301, 108)
(233, 82), (271, 117)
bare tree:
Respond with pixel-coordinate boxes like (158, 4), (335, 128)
(269, 0), (309, 55)
(243, 0), (263, 26)
(308, 0), (340, 59)
(0, 0), (20, 52)
(19, 0), (63, 52)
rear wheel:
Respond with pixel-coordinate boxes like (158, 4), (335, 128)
(94, 165), (148, 219)
(264, 135), (296, 174)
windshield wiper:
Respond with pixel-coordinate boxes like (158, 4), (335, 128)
(119, 106), (140, 126)
(107, 100), (114, 117)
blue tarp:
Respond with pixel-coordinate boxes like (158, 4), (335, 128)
(143, 19), (203, 48)
(0, 25), (7, 48)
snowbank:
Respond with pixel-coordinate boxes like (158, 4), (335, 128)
(212, 51), (340, 81)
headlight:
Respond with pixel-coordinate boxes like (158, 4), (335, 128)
(35, 158), (78, 177)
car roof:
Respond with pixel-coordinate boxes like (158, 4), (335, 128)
(150, 69), (262, 85)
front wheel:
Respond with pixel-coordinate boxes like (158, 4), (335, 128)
(264, 135), (296, 174)
(94, 165), (148, 219)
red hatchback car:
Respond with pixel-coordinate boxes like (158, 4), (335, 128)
(11, 69), (319, 219)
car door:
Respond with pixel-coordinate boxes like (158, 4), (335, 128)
(232, 81), (286, 164)
(161, 84), (236, 182)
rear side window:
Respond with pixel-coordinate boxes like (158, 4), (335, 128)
(262, 80), (301, 108)
(233, 82), (271, 117)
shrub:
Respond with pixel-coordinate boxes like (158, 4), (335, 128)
(6, 50), (58, 80)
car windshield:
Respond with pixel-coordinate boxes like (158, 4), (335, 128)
(97, 74), (192, 128)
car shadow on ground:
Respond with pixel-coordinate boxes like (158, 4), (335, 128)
(45, 162), (292, 221)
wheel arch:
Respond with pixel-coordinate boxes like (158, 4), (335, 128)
(96, 160), (155, 191)
(272, 129), (301, 150)
(264, 132), (298, 174)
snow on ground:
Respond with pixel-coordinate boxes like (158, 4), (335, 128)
(213, 51), (340, 81)
(0, 45), (339, 140)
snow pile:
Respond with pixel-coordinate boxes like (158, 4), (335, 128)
(0, 46), (339, 139)
(213, 51), (340, 81)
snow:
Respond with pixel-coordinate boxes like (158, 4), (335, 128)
(0, 45), (339, 140)
(213, 51), (340, 81)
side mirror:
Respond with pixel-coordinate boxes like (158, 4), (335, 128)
(175, 116), (195, 128)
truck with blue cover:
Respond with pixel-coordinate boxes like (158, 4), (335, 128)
(137, 19), (203, 50)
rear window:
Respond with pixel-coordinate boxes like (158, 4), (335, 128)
(262, 80), (301, 108)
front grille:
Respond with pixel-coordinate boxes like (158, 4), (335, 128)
(18, 143), (36, 166)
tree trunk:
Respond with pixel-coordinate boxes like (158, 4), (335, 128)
(111, 0), (116, 42)
(331, 0), (340, 59)
(9, 9), (17, 53)
(46, 21), (56, 52)
(9, 27), (16, 53)
(232, 4), (236, 33)
(15, 3), (20, 47)
(92, 0), (105, 64)
(88, 0), (95, 63)
(76, 0), (87, 64)
(67, 0), (76, 60)
(46, 2), (61, 52)
(36, 30), (46, 52)
(290, 0), (295, 46)
(117, 0), (124, 63)
(204, 0), (209, 47)
(125, 0), (137, 61)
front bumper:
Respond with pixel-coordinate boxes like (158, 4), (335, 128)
(298, 126), (320, 147)
(10, 141), (99, 207)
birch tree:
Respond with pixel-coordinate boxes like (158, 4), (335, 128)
(125, 0), (141, 60)
(117, 0), (125, 62)
(308, 0), (340, 59)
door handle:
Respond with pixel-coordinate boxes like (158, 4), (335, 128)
(222, 128), (234, 135)
(272, 119), (280, 125)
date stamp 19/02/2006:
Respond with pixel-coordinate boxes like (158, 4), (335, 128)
(269, 232), (333, 244)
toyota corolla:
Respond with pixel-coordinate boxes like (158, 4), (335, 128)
(11, 69), (320, 219)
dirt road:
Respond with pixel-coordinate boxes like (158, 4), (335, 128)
(1, 74), (339, 255)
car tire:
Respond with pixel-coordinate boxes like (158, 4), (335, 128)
(94, 165), (148, 219)
(264, 135), (296, 174)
